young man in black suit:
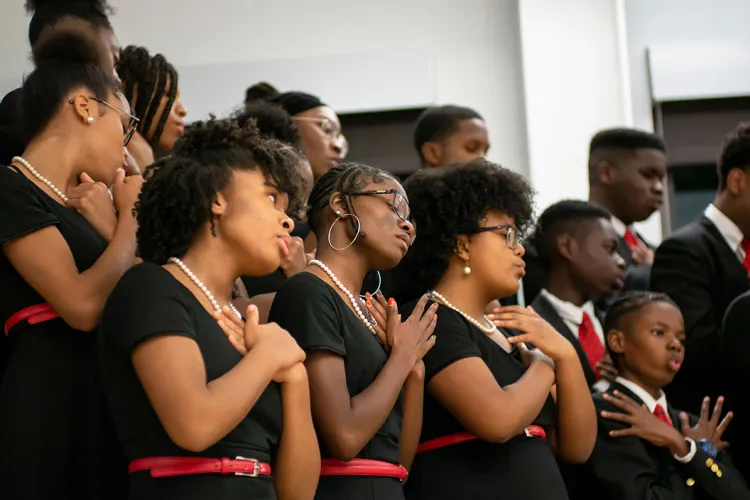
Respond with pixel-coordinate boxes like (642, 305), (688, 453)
(523, 128), (667, 305)
(651, 123), (750, 416)
(527, 200), (626, 391)
(576, 292), (748, 500)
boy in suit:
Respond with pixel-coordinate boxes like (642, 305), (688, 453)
(577, 292), (748, 500)
(651, 122), (750, 416)
(528, 200), (626, 391)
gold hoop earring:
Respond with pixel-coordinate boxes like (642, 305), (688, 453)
(328, 212), (361, 251)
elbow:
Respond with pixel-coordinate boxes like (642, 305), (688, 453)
(559, 443), (594, 464)
(164, 422), (216, 453)
(473, 424), (518, 444)
(61, 300), (102, 332)
(325, 430), (363, 462)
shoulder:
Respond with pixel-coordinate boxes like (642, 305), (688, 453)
(0, 166), (40, 202)
(106, 262), (194, 320)
(274, 271), (338, 308)
(111, 262), (178, 297)
(658, 219), (712, 249)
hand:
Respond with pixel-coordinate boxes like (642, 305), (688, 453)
(489, 306), (577, 362)
(111, 168), (144, 215)
(518, 343), (555, 371)
(631, 245), (654, 265)
(386, 295), (438, 366)
(596, 354), (618, 382)
(273, 362), (308, 384)
(213, 305), (247, 355)
(242, 304), (305, 370)
(601, 391), (688, 455)
(123, 148), (142, 176)
(364, 291), (390, 348)
(279, 236), (313, 278)
(66, 172), (116, 241)
(679, 396), (733, 453)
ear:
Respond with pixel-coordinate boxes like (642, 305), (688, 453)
(71, 93), (96, 124)
(606, 329), (626, 356)
(595, 160), (616, 186)
(328, 192), (347, 218)
(556, 233), (578, 262)
(211, 192), (228, 216)
(421, 141), (444, 167)
(725, 168), (747, 196)
(454, 234), (471, 261)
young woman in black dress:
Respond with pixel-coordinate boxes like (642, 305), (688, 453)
(268, 163), (437, 500)
(392, 160), (597, 499)
(0, 31), (142, 499)
(99, 118), (320, 500)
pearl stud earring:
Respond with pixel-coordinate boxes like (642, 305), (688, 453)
(463, 260), (471, 276)
(86, 117), (94, 124)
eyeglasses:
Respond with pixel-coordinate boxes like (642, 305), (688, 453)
(69, 96), (140, 147)
(347, 189), (413, 224)
(476, 224), (519, 249)
(292, 116), (349, 158)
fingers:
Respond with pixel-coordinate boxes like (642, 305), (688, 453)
(420, 335), (437, 358)
(410, 293), (429, 320)
(506, 334), (530, 344)
(603, 391), (637, 412)
(418, 302), (439, 329)
(385, 298), (399, 345)
(374, 291), (389, 310)
(245, 304), (259, 327)
(420, 306), (438, 342)
(113, 168), (126, 185)
(600, 410), (632, 424)
(715, 411), (734, 439)
(222, 305), (244, 327)
(710, 396), (725, 428)
(679, 412), (692, 435)
(699, 396), (710, 424)
(609, 428), (636, 438)
(80, 172), (95, 184)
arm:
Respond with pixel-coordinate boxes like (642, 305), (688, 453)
(132, 335), (282, 452)
(274, 365), (320, 500)
(305, 349), (414, 461)
(399, 364), (425, 472)
(547, 353), (597, 463)
(233, 294), (276, 324)
(3, 214), (137, 331)
(428, 357), (554, 442)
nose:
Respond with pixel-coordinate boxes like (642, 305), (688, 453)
(399, 218), (415, 236)
(515, 242), (526, 258)
(281, 215), (295, 234)
(616, 252), (627, 269)
(667, 335), (684, 351)
(174, 98), (188, 118)
(653, 179), (664, 196)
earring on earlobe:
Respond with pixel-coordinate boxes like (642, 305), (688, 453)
(463, 259), (471, 276)
(86, 116), (94, 124)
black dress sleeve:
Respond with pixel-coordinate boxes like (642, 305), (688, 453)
(269, 273), (345, 356)
(101, 264), (197, 357)
(421, 308), (482, 383)
(0, 167), (58, 244)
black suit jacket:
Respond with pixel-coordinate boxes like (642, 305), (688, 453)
(719, 291), (750, 482)
(531, 293), (603, 388)
(651, 215), (749, 415)
(570, 382), (750, 500)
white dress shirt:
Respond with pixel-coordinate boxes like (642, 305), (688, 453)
(704, 204), (747, 263)
(540, 289), (609, 392)
(610, 215), (628, 239)
(614, 376), (696, 463)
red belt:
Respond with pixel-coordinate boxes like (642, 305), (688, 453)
(320, 458), (408, 481)
(128, 456), (272, 478)
(4, 303), (60, 335)
(416, 425), (547, 454)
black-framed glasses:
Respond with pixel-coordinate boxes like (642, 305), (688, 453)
(69, 96), (140, 147)
(347, 189), (412, 224)
(476, 224), (519, 249)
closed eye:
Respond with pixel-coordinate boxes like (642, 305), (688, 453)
(651, 329), (665, 337)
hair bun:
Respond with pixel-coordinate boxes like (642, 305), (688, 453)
(25, 0), (112, 14)
(245, 82), (280, 104)
(32, 29), (107, 68)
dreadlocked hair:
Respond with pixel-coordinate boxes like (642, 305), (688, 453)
(135, 117), (307, 264)
(307, 162), (397, 235)
(603, 291), (677, 335)
(27, 0), (113, 48)
(392, 159), (534, 303)
(116, 45), (178, 148)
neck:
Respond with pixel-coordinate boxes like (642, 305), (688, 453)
(714, 192), (749, 238)
(17, 136), (81, 195)
(546, 267), (588, 307)
(618, 369), (662, 400)
(176, 236), (239, 306)
(432, 266), (493, 320)
(590, 188), (630, 226)
(313, 245), (369, 298)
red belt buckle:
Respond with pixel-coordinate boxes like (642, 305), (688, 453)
(4, 303), (60, 335)
(233, 456), (261, 477)
(128, 456), (272, 479)
(523, 425), (547, 439)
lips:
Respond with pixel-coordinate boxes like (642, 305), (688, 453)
(514, 262), (526, 278)
(395, 233), (411, 251)
(278, 235), (291, 256)
(667, 355), (683, 372)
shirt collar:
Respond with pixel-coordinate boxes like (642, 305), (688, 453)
(540, 289), (597, 326)
(615, 376), (668, 414)
(704, 204), (745, 253)
(610, 215), (628, 238)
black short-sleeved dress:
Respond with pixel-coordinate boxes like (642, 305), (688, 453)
(99, 262), (283, 499)
(269, 272), (405, 500)
(401, 302), (569, 500)
(0, 166), (127, 499)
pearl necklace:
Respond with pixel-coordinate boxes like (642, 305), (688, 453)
(309, 259), (378, 336)
(13, 156), (68, 202)
(168, 257), (242, 319)
(428, 290), (497, 334)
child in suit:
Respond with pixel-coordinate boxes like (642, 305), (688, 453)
(524, 200), (626, 391)
(577, 291), (749, 500)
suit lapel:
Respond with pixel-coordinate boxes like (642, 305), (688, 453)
(700, 216), (749, 283)
(617, 235), (634, 265)
(531, 294), (597, 387)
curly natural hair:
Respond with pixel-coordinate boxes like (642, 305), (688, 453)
(135, 117), (308, 264)
(393, 159), (534, 302)
(232, 100), (301, 149)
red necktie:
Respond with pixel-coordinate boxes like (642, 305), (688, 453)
(653, 404), (672, 426)
(623, 228), (643, 251)
(741, 238), (750, 272)
(578, 312), (605, 379)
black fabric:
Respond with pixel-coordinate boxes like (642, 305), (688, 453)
(272, 92), (325, 117)
(269, 272), (404, 500)
(0, 166), (126, 499)
(651, 215), (749, 416)
(719, 291), (750, 483)
(401, 303), (565, 500)
(99, 262), (281, 500)
(0, 89), (24, 165)
(571, 382), (750, 500)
